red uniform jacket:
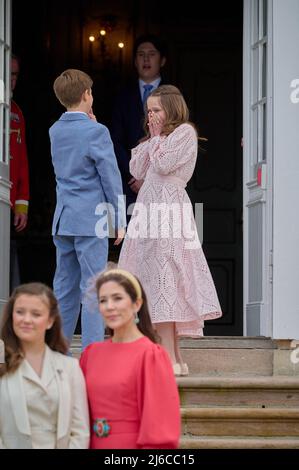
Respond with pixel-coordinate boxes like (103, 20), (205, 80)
(10, 100), (29, 213)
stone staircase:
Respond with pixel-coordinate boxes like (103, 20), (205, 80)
(178, 337), (299, 448)
(71, 335), (299, 449)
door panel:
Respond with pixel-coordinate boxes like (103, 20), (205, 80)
(175, 44), (243, 335)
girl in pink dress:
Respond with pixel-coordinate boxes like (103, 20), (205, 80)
(80, 268), (181, 449)
(118, 85), (222, 376)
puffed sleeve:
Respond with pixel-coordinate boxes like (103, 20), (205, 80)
(129, 140), (151, 180)
(79, 343), (94, 376)
(68, 358), (90, 449)
(148, 124), (197, 175)
(136, 345), (181, 449)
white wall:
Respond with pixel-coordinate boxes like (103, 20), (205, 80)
(272, 0), (299, 338)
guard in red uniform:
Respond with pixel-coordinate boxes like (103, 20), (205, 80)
(10, 99), (29, 218)
(10, 55), (30, 291)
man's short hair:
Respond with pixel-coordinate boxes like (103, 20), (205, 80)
(53, 69), (93, 108)
(11, 53), (20, 64)
(133, 34), (167, 58)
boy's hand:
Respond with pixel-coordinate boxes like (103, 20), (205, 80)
(114, 227), (126, 246)
(128, 177), (143, 193)
(88, 108), (97, 121)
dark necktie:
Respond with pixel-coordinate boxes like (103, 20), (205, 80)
(142, 84), (153, 106)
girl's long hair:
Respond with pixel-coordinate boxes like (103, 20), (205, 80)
(143, 84), (197, 137)
(142, 84), (209, 149)
(0, 283), (68, 376)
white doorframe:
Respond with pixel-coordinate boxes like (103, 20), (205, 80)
(0, 0), (12, 313)
(243, 0), (273, 336)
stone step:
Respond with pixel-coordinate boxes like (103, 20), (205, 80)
(180, 336), (276, 349)
(71, 335), (275, 350)
(181, 407), (299, 437)
(180, 338), (274, 377)
(178, 376), (299, 407)
(180, 338), (299, 377)
(180, 348), (273, 376)
(179, 436), (299, 449)
(72, 335), (297, 348)
(71, 335), (299, 376)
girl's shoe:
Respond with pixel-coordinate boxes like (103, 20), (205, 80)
(180, 363), (189, 376)
(172, 363), (181, 376)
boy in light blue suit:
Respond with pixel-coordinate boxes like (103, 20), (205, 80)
(49, 69), (126, 350)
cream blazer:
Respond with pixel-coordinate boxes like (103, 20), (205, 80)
(0, 346), (90, 449)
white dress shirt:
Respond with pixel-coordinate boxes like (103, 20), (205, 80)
(138, 77), (161, 101)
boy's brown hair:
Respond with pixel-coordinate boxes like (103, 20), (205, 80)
(53, 69), (93, 108)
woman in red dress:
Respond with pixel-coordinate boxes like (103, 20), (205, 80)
(80, 268), (181, 449)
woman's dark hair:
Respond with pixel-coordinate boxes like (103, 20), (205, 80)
(0, 283), (68, 376)
(95, 271), (159, 344)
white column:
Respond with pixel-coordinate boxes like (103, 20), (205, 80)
(272, 0), (299, 338)
(0, 176), (11, 312)
(0, 0), (12, 315)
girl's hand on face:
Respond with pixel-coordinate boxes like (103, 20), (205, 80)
(147, 118), (155, 138)
(148, 112), (164, 137)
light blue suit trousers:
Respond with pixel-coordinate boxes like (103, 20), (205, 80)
(53, 235), (107, 350)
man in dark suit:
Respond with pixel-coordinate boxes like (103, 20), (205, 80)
(110, 34), (167, 214)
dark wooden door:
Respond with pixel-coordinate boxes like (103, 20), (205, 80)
(174, 42), (243, 335)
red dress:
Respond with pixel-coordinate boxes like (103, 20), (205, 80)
(80, 336), (181, 449)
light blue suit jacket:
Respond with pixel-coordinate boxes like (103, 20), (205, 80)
(49, 112), (126, 236)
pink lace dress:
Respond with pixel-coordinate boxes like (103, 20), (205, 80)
(118, 123), (222, 336)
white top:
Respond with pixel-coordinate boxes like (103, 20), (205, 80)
(64, 111), (86, 114)
(0, 346), (90, 449)
(21, 348), (59, 449)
